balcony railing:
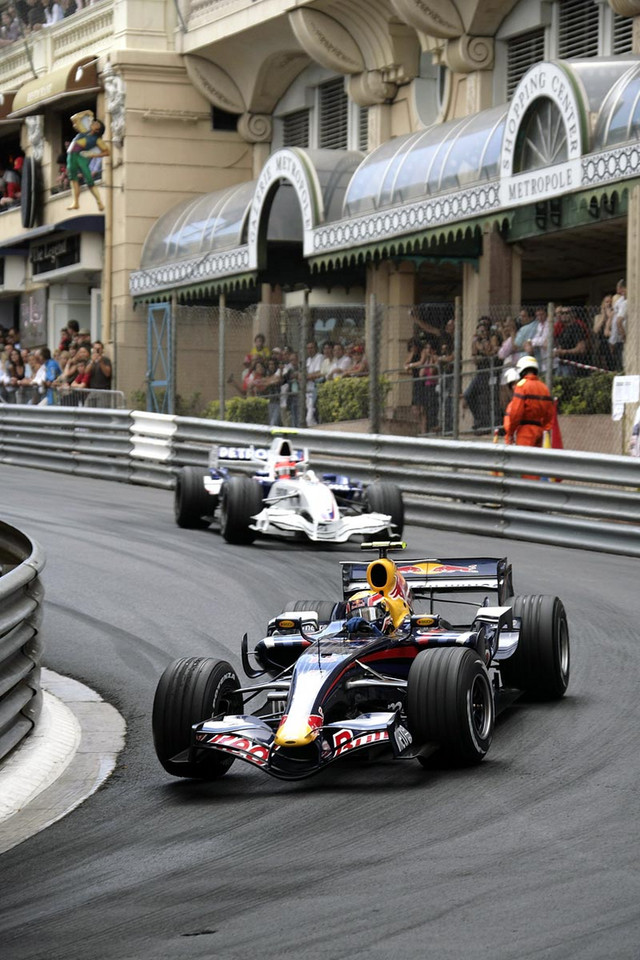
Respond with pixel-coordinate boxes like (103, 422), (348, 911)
(0, 0), (114, 90)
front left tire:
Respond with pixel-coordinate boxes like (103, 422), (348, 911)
(174, 466), (213, 528)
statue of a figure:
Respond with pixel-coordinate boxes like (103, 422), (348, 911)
(67, 109), (110, 211)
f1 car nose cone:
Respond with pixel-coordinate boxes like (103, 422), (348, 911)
(274, 714), (322, 747)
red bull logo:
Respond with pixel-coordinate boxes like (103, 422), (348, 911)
(427, 563), (478, 574)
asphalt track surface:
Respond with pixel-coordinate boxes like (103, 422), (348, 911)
(0, 465), (638, 960)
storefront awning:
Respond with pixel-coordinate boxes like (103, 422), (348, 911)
(7, 59), (100, 119)
(0, 91), (19, 125)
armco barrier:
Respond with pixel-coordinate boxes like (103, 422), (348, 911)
(0, 404), (639, 557)
(0, 520), (46, 762)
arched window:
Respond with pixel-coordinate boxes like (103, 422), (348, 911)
(514, 98), (568, 173)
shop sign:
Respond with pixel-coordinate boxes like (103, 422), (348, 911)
(31, 234), (81, 275)
(247, 149), (321, 268)
(500, 158), (582, 208)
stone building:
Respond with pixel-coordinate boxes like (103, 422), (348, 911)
(0, 0), (638, 410)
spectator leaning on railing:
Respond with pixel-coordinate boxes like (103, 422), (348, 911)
(553, 307), (588, 376)
(87, 340), (112, 390)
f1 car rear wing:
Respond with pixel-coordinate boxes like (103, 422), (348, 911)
(341, 557), (513, 600)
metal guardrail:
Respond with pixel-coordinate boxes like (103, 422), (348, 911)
(0, 404), (638, 557)
(0, 521), (46, 762)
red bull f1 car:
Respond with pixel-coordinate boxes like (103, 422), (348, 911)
(174, 434), (404, 544)
(152, 542), (570, 782)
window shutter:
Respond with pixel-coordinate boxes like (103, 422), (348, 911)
(283, 109), (310, 148)
(507, 29), (545, 100)
(558, 0), (599, 60)
(358, 107), (369, 152)
(319, 78), (348, 150)
(613, 14), (633, 55)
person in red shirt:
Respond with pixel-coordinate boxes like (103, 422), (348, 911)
(505, 356), (554, 447)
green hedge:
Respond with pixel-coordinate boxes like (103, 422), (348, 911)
(316, 376), (389, 423)
(203, 396), (269, 423)
(553, 372), (615, 415)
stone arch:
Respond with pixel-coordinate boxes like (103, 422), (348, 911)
(247, 149), (325, 270)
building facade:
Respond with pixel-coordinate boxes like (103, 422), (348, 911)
(1, 0), (639, 409)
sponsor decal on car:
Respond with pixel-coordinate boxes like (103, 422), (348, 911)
(332, 728), (389, 757)
(201, 733), (270, 767)
(393, 725), (413, 752)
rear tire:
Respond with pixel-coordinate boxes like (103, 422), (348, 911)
(174, 466), (213, 529)
(152, 657), (243, 779)
(407, 647), (494, 765)
(220, 476), (263, 544)
(283, 599), (341, 623)
(500, 595), (570, 699)
(364, 481), (404, 537)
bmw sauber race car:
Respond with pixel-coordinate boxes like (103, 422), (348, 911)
(173, 433), (404, 544)
(152, 541), (570, 782)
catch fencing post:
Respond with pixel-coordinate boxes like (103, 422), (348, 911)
(300, 290), (310, 427)
(219, 292), (226, 421)
(546, 301), (555, 391)
(453, 296), (462, 439)
(368, 293), (380, 435)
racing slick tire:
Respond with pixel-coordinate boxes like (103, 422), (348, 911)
(407, 647), (494, 765)
(364, 481), (405, 537)
(500, 594), (570, 700)
(219, 476), (263, 544)
(284, 599), (341, 624)
(174, 466), (212, 529)
(152, 657), (243, 779)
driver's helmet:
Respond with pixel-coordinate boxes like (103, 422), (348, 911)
(274, 458), (298, 479)
(345, 590), (391, 632)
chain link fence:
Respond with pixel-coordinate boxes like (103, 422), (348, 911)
(132, 297), (628, 454)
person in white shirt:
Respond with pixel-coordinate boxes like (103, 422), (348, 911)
(44, 0), (65, 24)
(608, 279), (627, 370)
(327, 341), (352, 379)
(528, 307), (552, 374)
(305, 339), (323, 426)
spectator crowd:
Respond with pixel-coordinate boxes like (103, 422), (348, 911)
(0, 0), (97, 46)
(228, 331), (369, 427)
(0, 319), (112, 404)
(405, 282), (627, 435)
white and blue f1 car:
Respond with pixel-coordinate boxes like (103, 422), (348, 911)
(174, 434), (404, 544)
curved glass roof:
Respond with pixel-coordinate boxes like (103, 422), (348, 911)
(140, 180), (256, 269)
(591, 57), (640, 150)
(344, 105), (506, 218)
(140, 150), (363, 269)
